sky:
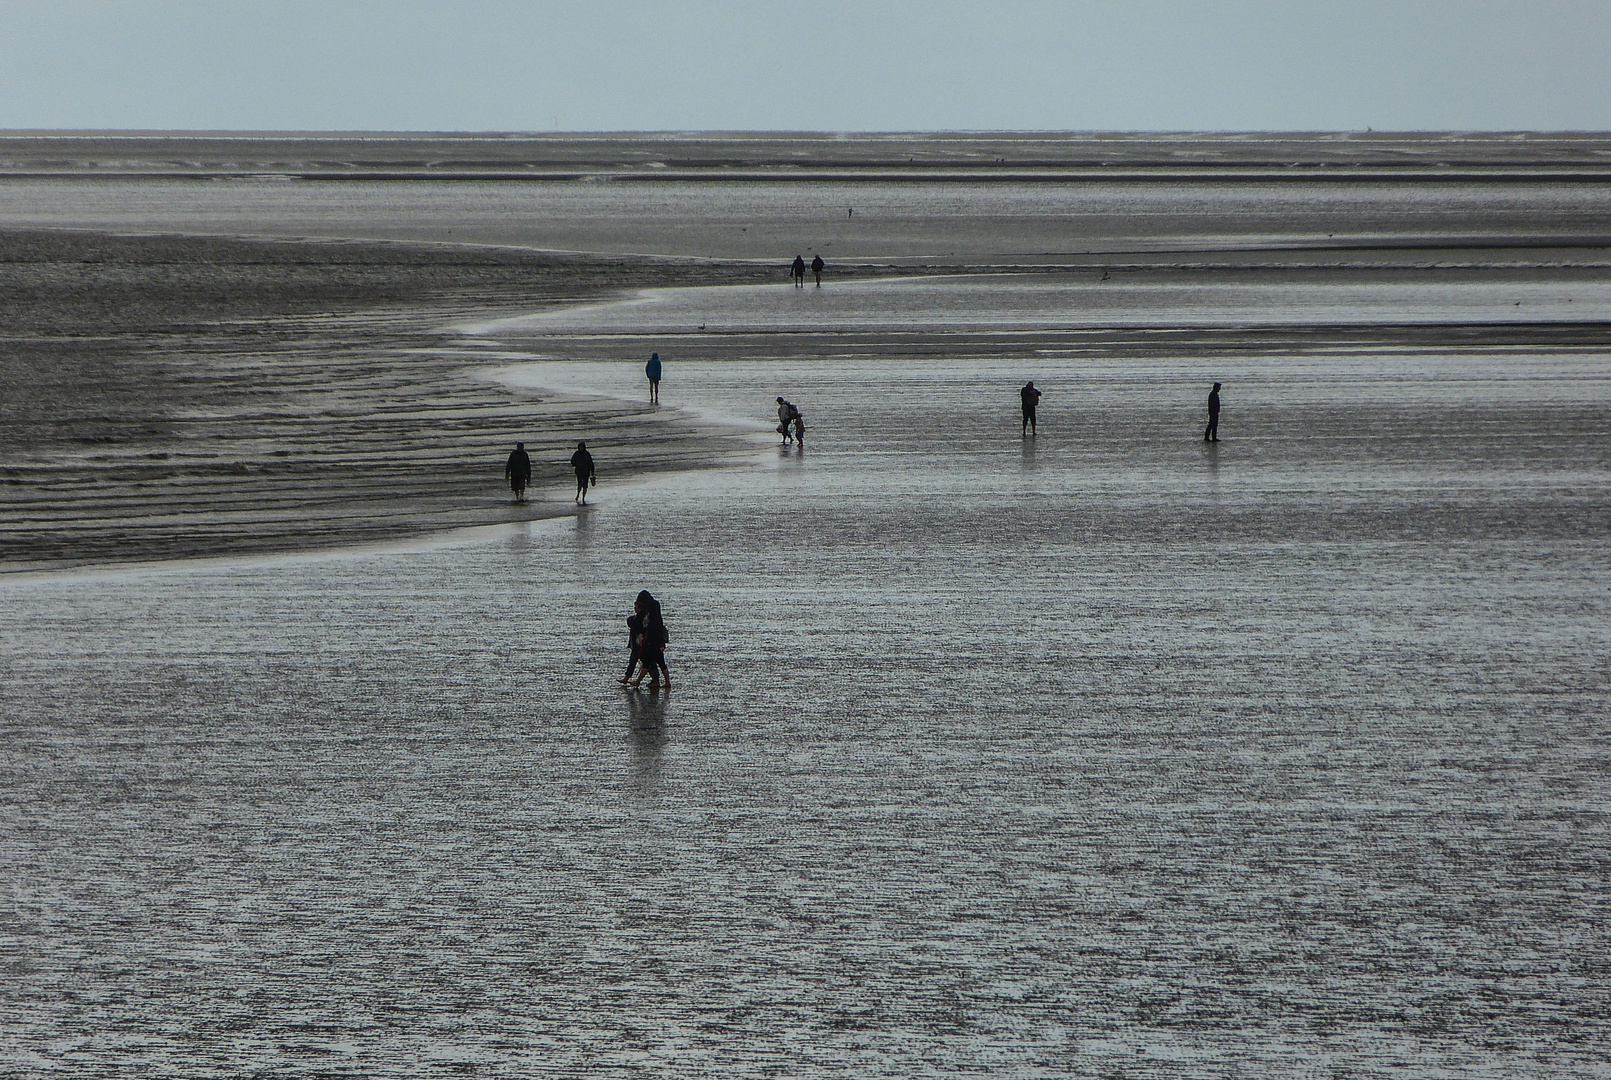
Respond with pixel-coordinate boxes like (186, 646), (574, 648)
(1, 0), (1608, 132)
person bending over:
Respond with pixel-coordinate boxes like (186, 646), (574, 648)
(646, 352), (662, 404)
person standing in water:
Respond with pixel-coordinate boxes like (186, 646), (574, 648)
(645, 351), (662, 404)
(504, 441), (532, 502)
(620, 594), (646, 685)
(1205, 382), (1221, 442)
(570, 440), (596, 504)
(1020, 381), (1042, 436)
(629, 591), (671, 690)
(811, 254), (824, 287)
(791, 254), (806, 288)
(776, 397), (798, 444)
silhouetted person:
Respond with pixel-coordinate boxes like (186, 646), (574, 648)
(1020, 381), (1042, 436)
(811, 254), (824, 287)
(1205, 382), (1221, 442)
(792, 410), (805, 446)
(570, 440), (596, 504)
(646, 351), (662, 404)
(620, 595), (646, 685)
(504, 441), (532, 502)
(791, 254), (806, 288)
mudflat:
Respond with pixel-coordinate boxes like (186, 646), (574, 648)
(0, 229), (770, 569)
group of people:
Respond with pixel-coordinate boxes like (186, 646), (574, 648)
(622, 590), (671, 690)
(776, 397), (805, 445)
(507, 362), (1223, 692)
(790, 254), (826, 288)
(503, 440), (595, 504)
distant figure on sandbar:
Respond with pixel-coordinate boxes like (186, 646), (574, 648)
(811, 254), (825, 287)
(504, 441), (532, 502)
(1020, 381), (1042, 436)
(628, 590), (671, 690)
(777, 397), (800, 444)
(1205, 382), (1221, 442)
(791, 254), (806, 288)
(620, 594), (647, 685)
(570, 440), (596, 504)
(646, 351), (662, 404)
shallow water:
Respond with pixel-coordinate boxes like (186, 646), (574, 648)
(4, 337), (1609, 1075)
(467, 273), (1611, 335)
(2, 175), (1608, 259)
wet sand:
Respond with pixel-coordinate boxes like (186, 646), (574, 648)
(0, 229), (775, 570)
(3, 136), (1609, 1076)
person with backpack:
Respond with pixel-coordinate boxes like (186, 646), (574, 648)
(776, 397), (799, 444)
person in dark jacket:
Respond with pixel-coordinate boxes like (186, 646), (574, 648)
(620, 594), (646, 685)
(810, 254), (824, 287)
(791, 254), (806, 288)
(504, 441), (532, 502)
(646, 352), (662, 404)
(1205, 382), (1221, 442)
(1020, 381), (1042, 436)
(570, 441), (596, 504)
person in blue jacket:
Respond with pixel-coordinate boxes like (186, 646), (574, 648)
(646, 352), (662, 404)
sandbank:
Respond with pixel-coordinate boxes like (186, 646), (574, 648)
(0, 229), (766, 571)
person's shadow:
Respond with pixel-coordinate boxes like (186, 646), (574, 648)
(626, 688), (667, 795)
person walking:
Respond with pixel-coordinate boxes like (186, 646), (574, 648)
(504, 441), (532, 502)
(811, 253), (824, 287)
(1205, 382), (1221, 442)
(1020, 381), (1042, 436)
(620, 594), (646, 685)
(645, 352), (662, 404)
(570, 440), (596, 504)
(791, 254), (806, 288)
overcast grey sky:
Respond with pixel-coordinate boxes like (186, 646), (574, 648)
(2, 1), (1608, 132)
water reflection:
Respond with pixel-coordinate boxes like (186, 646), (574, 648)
(571, 506), (594, 551)
(625, 688), (667, 794)
(503, 520), (536, 558)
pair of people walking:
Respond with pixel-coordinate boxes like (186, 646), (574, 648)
(790, 254), (825, 288)
(503, 440), (596, 504)
(622, 590), (671, 690)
